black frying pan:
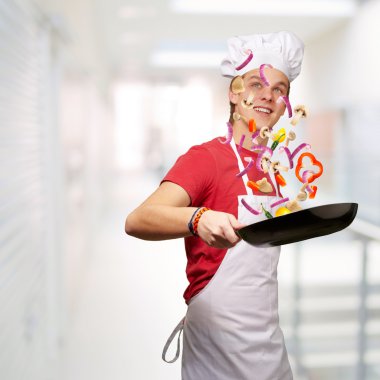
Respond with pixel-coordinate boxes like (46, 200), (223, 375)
(236, 203), (358, 247)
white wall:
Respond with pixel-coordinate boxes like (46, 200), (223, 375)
(302, 0), (380, 110)
(296, 0), (380, 223)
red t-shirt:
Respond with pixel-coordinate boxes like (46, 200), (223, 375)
(162, 137), (276, 303)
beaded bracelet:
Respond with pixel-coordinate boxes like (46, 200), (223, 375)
(190, 207), (210, 236)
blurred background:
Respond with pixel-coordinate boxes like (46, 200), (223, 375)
(0, 0), (379, 379)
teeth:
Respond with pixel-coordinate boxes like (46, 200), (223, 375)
(254, 107), (271, 114)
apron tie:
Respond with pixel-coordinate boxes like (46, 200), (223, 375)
(162, 317), (185, 363)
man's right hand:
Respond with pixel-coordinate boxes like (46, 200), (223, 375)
(196, 210), (245, 249)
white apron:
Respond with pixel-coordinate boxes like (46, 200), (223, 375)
(163, 141), (292, 380)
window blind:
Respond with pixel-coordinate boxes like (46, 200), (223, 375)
(0, 0), (63, 378)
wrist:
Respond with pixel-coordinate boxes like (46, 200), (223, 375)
(188, 207), (210, 236)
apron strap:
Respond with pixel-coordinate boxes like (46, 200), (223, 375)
(229, 140), (253, 196)
(162, 317), (185, 363)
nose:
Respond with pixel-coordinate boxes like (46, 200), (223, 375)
(260, 86), (273, 102)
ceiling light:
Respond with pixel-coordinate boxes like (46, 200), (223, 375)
(119, 5), (156, 18)
(151, 50), (225, 68)
(170, 0), (356, 17)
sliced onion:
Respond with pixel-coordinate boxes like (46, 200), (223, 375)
(270, 197), (290, 208)
(237, 134), (246, 152)
(252, 145), (273, 171)
(218, 121), (233, 144)
(302, 170), (313, 182)
(279, 146), (294, 169)
(236, 158), (254, 177)
(302, 170), (314, 193)
(276, 96), (293, 118)
(235, 50), (253, 71)
(241, 198), (261, 215)
(290, 143), (311, 160)
(250, 130), (260, 145)
(259, 64), (273, 86)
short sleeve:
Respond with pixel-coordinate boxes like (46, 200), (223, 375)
(162, 145), (216, 206)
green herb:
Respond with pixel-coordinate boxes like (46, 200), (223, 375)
(261, 203), (273, 219)
(270, 133), (285, 151)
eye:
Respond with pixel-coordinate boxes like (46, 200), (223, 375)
(250, 81), (262, 89)
(274, 87), (284, 94)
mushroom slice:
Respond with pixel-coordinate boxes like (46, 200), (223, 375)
(256, 177), (273, 193)
(270, 160), (289, 173)
(260, 157), (270, 173)
(286, 200), (303, 212)
(290, 105), (308, 126)
(231, 76), (245, 94)
(241, 99), (254, 109)
(245, 91), (254, 105)
(241, 92), (255, 109)
(233, 112), (249, 125)
(296, 191), (307, 201)
(259, 126), (271, 139)
(285, 130), (296, 146)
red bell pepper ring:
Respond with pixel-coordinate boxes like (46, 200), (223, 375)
(295, 152), (323, 183)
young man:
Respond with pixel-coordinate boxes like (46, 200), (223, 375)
(126, 31), (304, 380)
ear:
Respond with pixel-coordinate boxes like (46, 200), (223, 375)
(229, 90), (239, 105)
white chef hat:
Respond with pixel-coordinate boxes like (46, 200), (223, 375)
(221, 31), (304, 82)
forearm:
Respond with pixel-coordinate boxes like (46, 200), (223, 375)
(125, 204), (196, 240)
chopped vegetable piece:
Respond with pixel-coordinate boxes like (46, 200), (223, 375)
(271, 131), (286, 151)
(276, 96), (293, 118)
(285, 131), (296, 146)
(259, 126), (271, 139)
(270, 197), (289, 208)
(271, 128), (286, 142)
(308, 185), (317, 199)
(247, 180), (260, 191)
(290, 143), (311, 160)
(295, 152), (323, 183)
(290, 105), (308, 126)
(231, 76), (245, 94)
(256, 178), (273, 193)
(237, 134), (246, 152)
(236, 50), (253, 71)
(259, 63), (273, 86)
(261, 203), (273, 219)
(236, 158), (254, 177)
(219, 121), (233, 144)
(279, 146), (294, 169)
(286, 200), (302, 212)
(251, 145), (273, 172)
(275, 173), (287, 187)
(275, 207), (291, 217)
(248, 118), (256, 132)
(241, 198), (261, 215)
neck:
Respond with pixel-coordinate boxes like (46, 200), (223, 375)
(232, 120), (268, 149)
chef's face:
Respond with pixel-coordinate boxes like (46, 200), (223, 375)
(230, 68), (290, 130)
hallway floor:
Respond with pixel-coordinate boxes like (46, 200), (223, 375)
(58, 173), (188, 380)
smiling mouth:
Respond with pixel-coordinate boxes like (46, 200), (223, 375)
(253, 107), (272, 115)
